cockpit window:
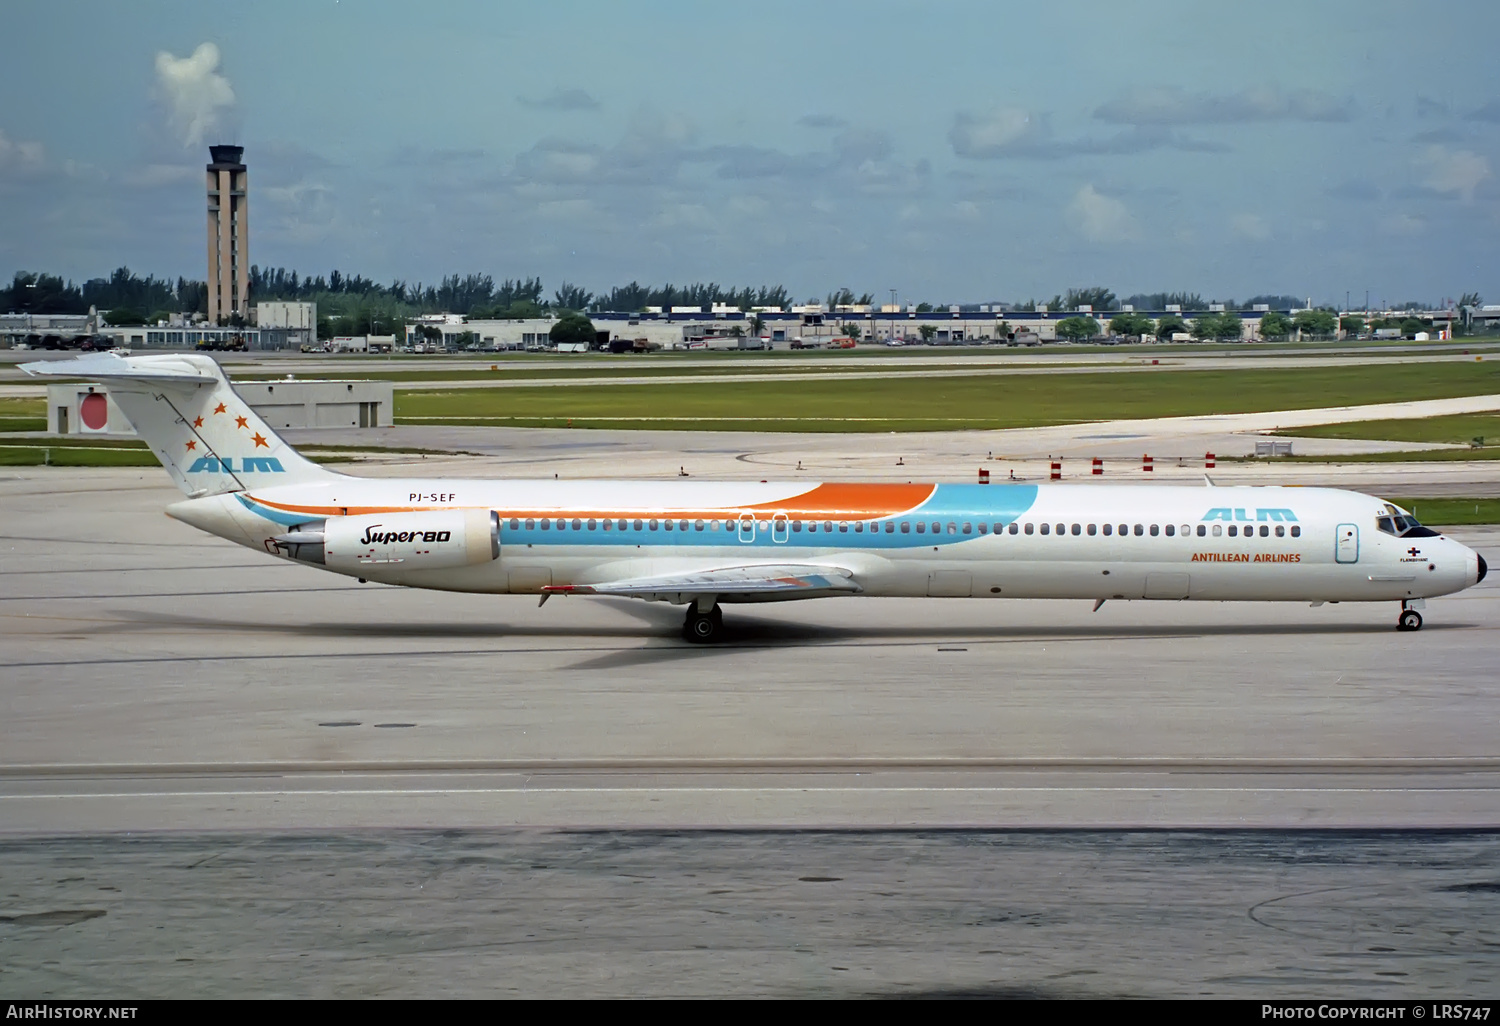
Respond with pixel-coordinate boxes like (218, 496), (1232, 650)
(1377, 509), (1440, 538)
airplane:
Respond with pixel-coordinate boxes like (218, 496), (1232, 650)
(23, 352), (1488, 642)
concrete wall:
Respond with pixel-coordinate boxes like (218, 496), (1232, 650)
(46, 379), (395, 435)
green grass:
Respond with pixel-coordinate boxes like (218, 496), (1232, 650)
(0, 444), (159, 467)
(1276, 412), (1500, 448)
(1254, 448), (1500, 463)
(0, 398), (45, 432)
(1389, 497), (1500, 526)
(393, 360), (1500, 432)
(0, 436), (459, 467)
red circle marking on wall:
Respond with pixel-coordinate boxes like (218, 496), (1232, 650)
(79, 393), (108, 431)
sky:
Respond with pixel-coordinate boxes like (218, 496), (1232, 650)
(1, 0), (1497, 307)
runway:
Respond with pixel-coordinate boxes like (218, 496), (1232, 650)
(2, 468), (1497, 833)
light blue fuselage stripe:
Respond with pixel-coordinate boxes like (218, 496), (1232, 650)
(241, 483), (1041, 550)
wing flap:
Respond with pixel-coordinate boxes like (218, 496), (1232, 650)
(544, 563), (861, 601)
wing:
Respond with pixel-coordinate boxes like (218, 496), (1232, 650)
(541, 564), (861, 604)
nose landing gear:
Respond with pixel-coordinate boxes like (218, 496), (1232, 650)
(683, 603), (724, 643)
(1397, 602), (1423, 632)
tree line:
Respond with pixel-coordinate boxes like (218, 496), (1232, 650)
(0, 269), (207, 323)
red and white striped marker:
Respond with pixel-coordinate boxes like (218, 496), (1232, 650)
(1142, 454), (1154, 472)
(978, 467), (990, 484)
(1050, 461), (1062, 481)
(1091, 457), (1103, 476)
(1205, 452), (1216, 469)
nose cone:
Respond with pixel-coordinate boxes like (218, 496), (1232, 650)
(1479, 552), (1489, 583)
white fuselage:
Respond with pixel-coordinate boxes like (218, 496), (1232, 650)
(169, 478), (1484, 605)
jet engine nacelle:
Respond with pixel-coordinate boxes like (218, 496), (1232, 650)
(276, 509), (499, 572)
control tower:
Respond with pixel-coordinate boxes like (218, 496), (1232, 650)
(206, 144), (248, 324)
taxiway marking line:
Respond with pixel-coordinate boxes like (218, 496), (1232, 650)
(4, 786), (1498, 800)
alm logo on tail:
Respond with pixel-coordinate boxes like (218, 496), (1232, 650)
(187, 456), (285, 473)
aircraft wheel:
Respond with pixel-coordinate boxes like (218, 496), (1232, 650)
(1397, 609), (1423, 632)
(683, 606), (724, 643)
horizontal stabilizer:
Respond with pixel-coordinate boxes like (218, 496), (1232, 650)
(19, 352), (219, 386)
(543, 563), (861, 602)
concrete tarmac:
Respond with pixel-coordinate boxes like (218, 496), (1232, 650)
(3, 459), (1500, 998)
(3, 830), (1498, 998)
(2, 467), (1497, 834)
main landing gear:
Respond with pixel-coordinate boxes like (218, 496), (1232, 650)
(1397, 601), (1424, 632)
(683, 603), (724, 643)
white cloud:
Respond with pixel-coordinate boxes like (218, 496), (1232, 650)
(1420, 145), (1490, 201)
(1382, 213), (1426, 236)
(0, 129), (45, 174)
(1066, 184), (1138, 242)
(949, 107), (1039, 157)
(517, 88), (600, 112)
(650, 203), (715, 230)
(124, 163), (198, 188)
(1094, 85), (1354, 125)
(535, 198), (594, 220)
(1230, 213), (1271, 240)
(154, 42), (236, 147)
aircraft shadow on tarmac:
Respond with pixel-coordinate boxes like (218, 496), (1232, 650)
(94, 599), (1448, 654)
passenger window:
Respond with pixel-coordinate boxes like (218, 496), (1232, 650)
(1087, 524), (1096, 536)
(1275, 525), (1285, 537)
(617, 519), (628, 530)
(1133, 524), (1144, 536)
(1291, 526), (1301, 538)
(916, 522), (926, 534)
(695, 519), (705, 531)
(1040, 523), (1050, 535)
(1197, 524), (1206, 537)
(1259, 525), (1269, 537)
(1103, 523), (1112, 536)
(1119, 524), (1128, 536)
(680, 520), (690, 531)
(1180, 525), (1190, 536)
(901, 522), (911, 534)
(541, 520), (551, 531)
(824, 521), (834, 532)
(1071, 523), (1081, 536)
(947, 522), (957, 534)
(664, 520), (674, 531)
(977, 523), (986, 535)
(792, 521), (802, 532)
(1165, 524), (1175, 536)
(1007, 523), (1017, 535)
(1228, 525), (1237, 537)
(839, 522), (849, 533)
(885, 522), (896, 534)
(509, 518), (520, 530)
(1055, 523), (1065, 535)
(584, 519), (594, 530)
(525, 518), (535, 530)
(573, 518), (584, 530)
(1024, 523), (1034, 535)
(932, 522), (941, 534)
(1150, 524), (1159, 537)
(648, 519), (658, 531)
(633, 519), (644, 531)
(1212, 524), (1222, 537)
(855, 522), (864, 533)
(962, 522), (972, 534)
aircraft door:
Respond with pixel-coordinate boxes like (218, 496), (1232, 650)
(1335, 523), (1359, 563)
(772, 514), (789, 543)
(738, 513), (756, 544)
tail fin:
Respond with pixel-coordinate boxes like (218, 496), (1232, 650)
(20, 352), (341, 497)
